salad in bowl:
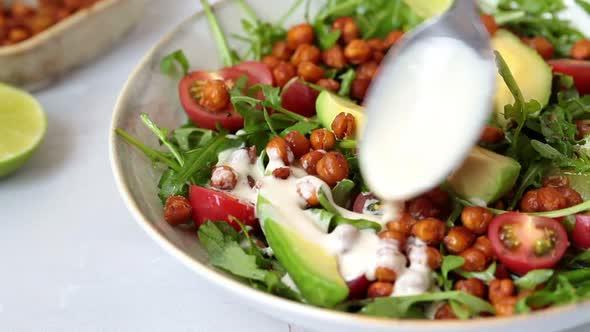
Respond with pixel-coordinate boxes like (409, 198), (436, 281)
(115, 0), (590, 322)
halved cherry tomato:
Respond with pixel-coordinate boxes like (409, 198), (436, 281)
(573, 214), (590, 249)
(281, 78), (319, 117)
(179, 62), (273, 132)
(347, 275), (369, 300)
(353, 192), (379, 214)
(488, 212), (569, 275)
(189, 185), (257, 231)
(548, 59), (590, 95)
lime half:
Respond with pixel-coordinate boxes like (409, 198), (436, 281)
(0, 83), (46, 177)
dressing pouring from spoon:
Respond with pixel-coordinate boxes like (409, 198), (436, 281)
(359, 0), (497, 207)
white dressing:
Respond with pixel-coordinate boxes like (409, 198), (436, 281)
(360, 37), (495, 203)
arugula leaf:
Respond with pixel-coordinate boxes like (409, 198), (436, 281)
(319, 188), (341, 214)
(509, 161), (547, 210)
(177, 134), (243, 182)
(456, 262), (498, 284)
(172, 127), (215, 151)
(516, 275), (579, 313)
(331, 179), (356, 207)
(563, 250), (590, 269)
(359, 291), (494, 318)
(141, 114), (184, 167)
(514, 269), (554, 290)
(115, 128), (181, 172)
(314, 21), (341, 50)
(157, 169), (188, 203)
(201, 0), (238, 66)
(441, 255), (465, 290)
(576, 0), (590, 14)
(338, 68), (356, 97)
(332, 215), (381, 232)
(160, 50), (190, 76)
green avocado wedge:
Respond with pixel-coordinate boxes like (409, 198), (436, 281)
(257, 195), (349, 307)
(316, 91), (366, 136)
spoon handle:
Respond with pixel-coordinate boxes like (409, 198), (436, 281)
(451, 0), (479, 17)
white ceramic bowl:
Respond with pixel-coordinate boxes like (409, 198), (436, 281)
(0, 0), (144, 91)
(110, 1), (590, 331)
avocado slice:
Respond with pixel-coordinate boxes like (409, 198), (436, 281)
(402, 0), (452, 19)
(448, 146), (521, 205)
(316, 91), (366, 137)
(492, 30), (553, 127)
(256, 195), (349, 307)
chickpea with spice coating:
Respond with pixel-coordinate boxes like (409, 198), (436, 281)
(317, 78), (340, 92)
(460, 248), (487, 272)
(310, 128), (336, 150)
(287, 23), (314, 50)
(272, 41), (293, 61)
(331, 112), (356, 139)
(455, 278), (487, 298)
(316, 152), (349, 186)
(344, 39), (372, 64)
(379, 230), (408, 248)
(350, 78), (370, 100)
(297, 61), (325, 83)
(210, 166), (238, 191)
(494, 297), (518, 317)
(384, 30), (404, 48)
(300, 150), (325, 175)
(375, 267), (397, 282)
(444, 226), (476, 254)
(322, 45), (347, 69)
(272, 62), (296, 87)
(571, 39), (590, 60)
(480, 125), (504, 144)
(356, 61), (379, 80)
(272, 167), (291, 180)
(426, 246), (443, 269)
(164, 196), (193, 226)
(489, 279), (515, 304)
(522, 36), (555, 60)
(367, 282), (393, 298)
(291, 44), (321, 66)
(411, 218), (446, 245)
(387, 213), (417, 235)
(480, 14), (499, 35)
(262, 55), (280, 69)
(473, 236), (495, 261)
(266, 137), (294, 165)
(461, 206), (494, 235)
(435, 303), (458, 320)
(284, 130), (311, 159)
(331, 16), (359, 44)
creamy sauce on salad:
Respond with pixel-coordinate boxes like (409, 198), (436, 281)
(214, 147), (433, 297)
(360, 37), (495, 203)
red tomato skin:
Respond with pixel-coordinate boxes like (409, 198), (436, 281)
(353, 193), (377, 214)
(189, 186), (258, 231)
(232, 61), (274, 86)
(488, 212), (569, 275)
(548, 59), (590, 95)
(346, 275), (369, 300)
(281, 78), (319, 117)
(573, 214), (590, 249)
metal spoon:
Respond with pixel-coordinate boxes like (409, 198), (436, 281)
(359, 0), (496, 202)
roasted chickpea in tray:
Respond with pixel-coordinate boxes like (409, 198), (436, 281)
(116, 0), (590, 322)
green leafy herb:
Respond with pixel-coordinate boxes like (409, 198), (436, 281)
(115, 129), (181, 172)
(140, 114), (184, 167)
(160, 50), (190, 76)
(514, 269), (554, 290)
(456, 262), (498, 284)
(177, 134), (243, 182)
(338, 68), (356, 97)
(157, 169), (188, 203)
(201, 0), (239, 66)
(331, 179), (356, 207)
(319, 188), (341, 214)
(359, 291), (494, 319)
(440, 255), (465, 290)
(576, 0), (590, 14)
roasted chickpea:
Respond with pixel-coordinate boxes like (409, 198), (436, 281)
(373, 51), (385, 64)
(435, 303), (458, 320)
(461, 206), (494, 235)
(56, 8), (71, 21)
(367, 38), (387, 52)
(576, 119), (590, 140)
(537, 187), (567, 211)
(455, 278), (487, 298)
(543, 175), (569, 188)
(520, 190), (540, 212)
(262, 55), (280, 69)
(272, 62), (296, 87)
(387, 213), (417, 235)
(379, 230), (408, 248)
(29, 14), (55, 34)
(356, 61), (379, 80)
(8, 28), (30, 43)
(266, 136), (294, 165)
(480, 125), (505, 144)
(331, 16), (359, 44)
(473, 236), (495, 261)
(331, 112), (356, 139)
(411, 218), (446, 245)
(297, 61), (325, 83)
(272, 41), (293, 61)
(480, 14), (499, 35)
(367, 282), (393, 298)
(317, 78), (340, 92)
(494, 296), (518, 317)
(310, 128), (336, 150)
(408, 197), (438, 220)
(444, 226), (476, 254)
(350, 78), (370, 100)
(571, 39), (590, 60)
(64, 0), (82, 10)
(460, 248), (487, 272)
(489, 279), (515, 304)
(384, 30), (404, 48)
(375, 267), (397, 282)
(344, 39), (372, 64)
(321, 45), (347, 69)
(557, 186), (584, 207)
(11, 1), (34, 19)
(316, 152), (349, 186)
(291, 44), (321, 66)
(199, 80), (230, 112)
(164, 196), (193, 226)
(284, 130), (311, 159)
(426, 246), (443, 269)
(522, 36), (555, 60)
(210, 166), (238, 190)
(272, 167), (291, 180)
(300, 150), (325, 175)
(287, 23), (315, 50)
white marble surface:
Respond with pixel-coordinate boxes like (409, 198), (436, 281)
(0, 1), (589, 331)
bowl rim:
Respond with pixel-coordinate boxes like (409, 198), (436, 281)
(0, 0), (120, 56)
(109, 0), (590, 328)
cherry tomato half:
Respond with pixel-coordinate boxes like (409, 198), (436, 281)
(179, 62), (273, 132)
(281, 77), (319, 117)
(548, 59), (590, 95)
(353, 192), (380, 214)
(573, 214), (590, 249)
(488, 212), (569, 275)
(189, 185), (258, 231)
(347, 275), (369, 300)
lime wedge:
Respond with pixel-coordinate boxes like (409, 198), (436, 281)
(0, 83), (46, 177)
(403, 0), (453, 19)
